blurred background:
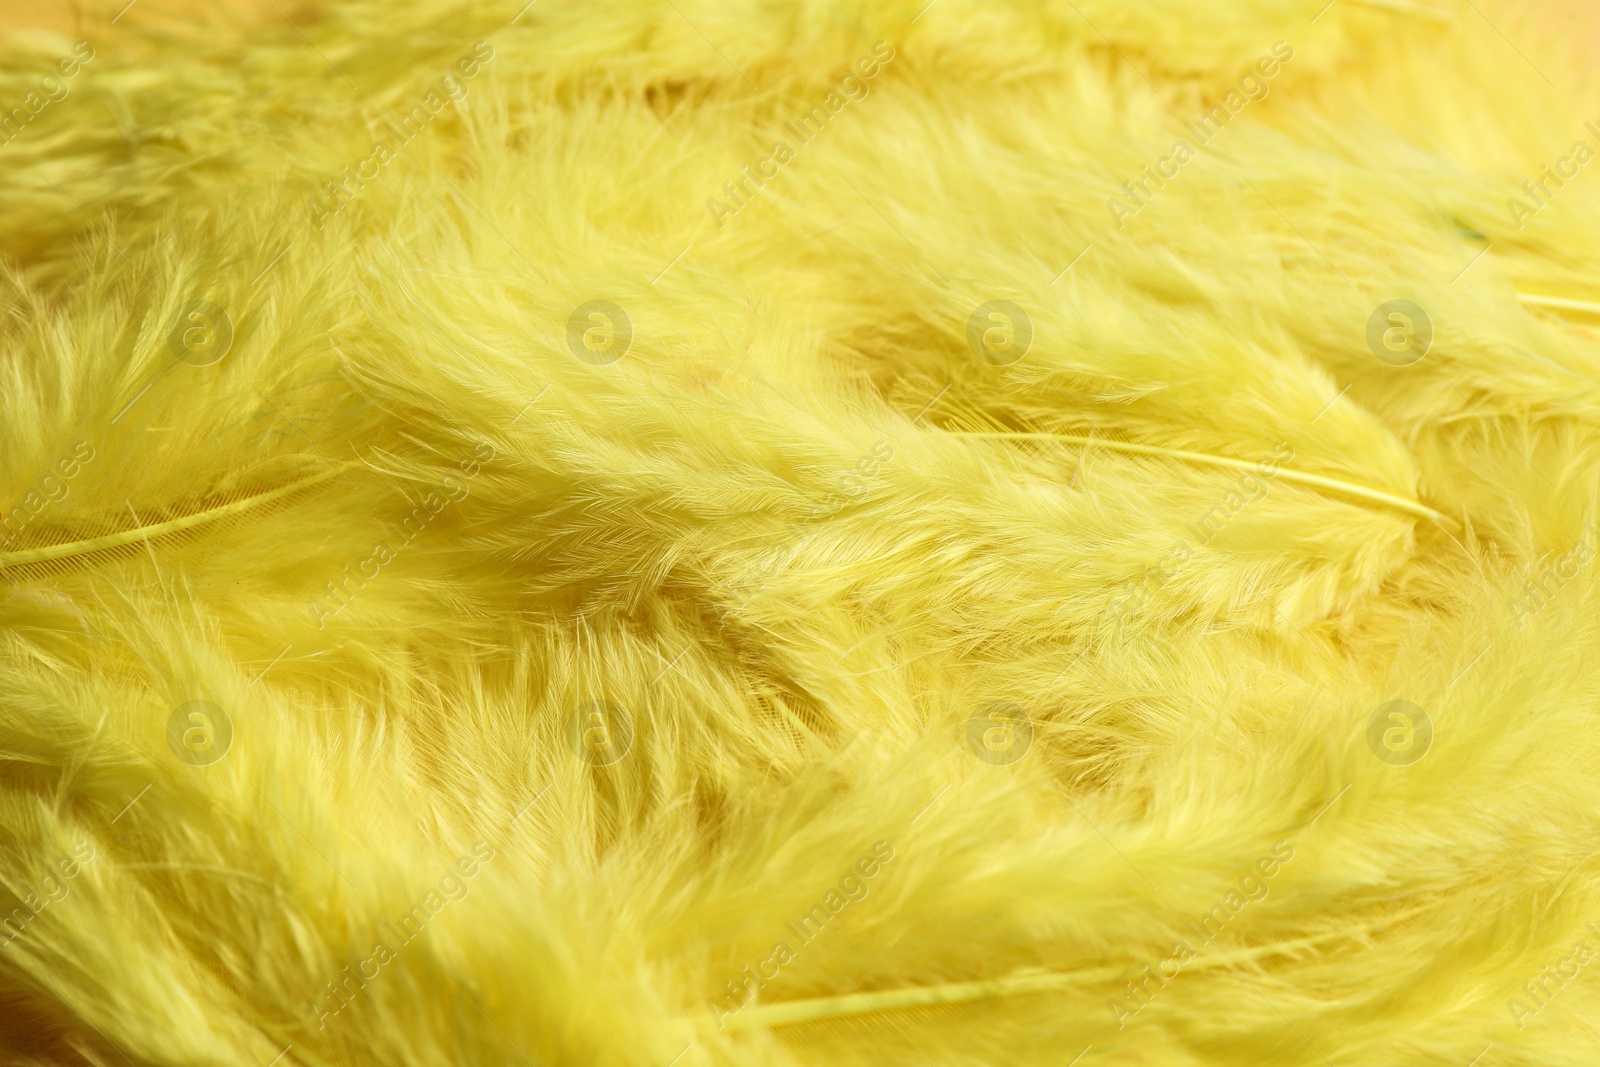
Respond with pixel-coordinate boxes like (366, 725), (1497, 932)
(1, 0), (1595, 108)
(0, 0), (272, 30)
(3, 0), (1598, 46)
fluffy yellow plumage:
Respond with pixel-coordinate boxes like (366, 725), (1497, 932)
(1, 0), (1599, 1063)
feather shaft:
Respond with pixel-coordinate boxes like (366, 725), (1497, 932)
(0, 470), (339, 569)
(946, 431), (1460, 531)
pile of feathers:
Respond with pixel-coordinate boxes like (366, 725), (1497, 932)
(2, 0), (1600, 1063)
